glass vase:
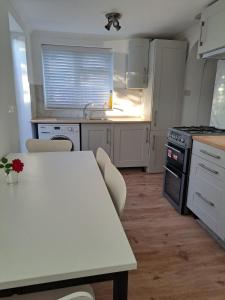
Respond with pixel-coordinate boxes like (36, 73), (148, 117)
(6, 171), (18, 184)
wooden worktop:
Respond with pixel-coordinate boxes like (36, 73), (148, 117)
(193, 135), (225, 151)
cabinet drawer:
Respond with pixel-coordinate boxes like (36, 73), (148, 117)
(192, 141), (225, 169)
(187, 154), (225, 239)
(190, 154), (225, 184)
(187, 180), (220, 235)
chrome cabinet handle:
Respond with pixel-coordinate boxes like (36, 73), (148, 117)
(146, 127), (149, 143)
(106, 128), (110, 144)
(163, 165), (178, 179)
(199, 21), (205, 47)
(196, 192), (215, 207)
(143, 67), (148, 84)
(153, 110), (157, 127)
(164, 144), (181, 154)
(198, 163), (219, 175)
(152, 135), (156, 151)
(200, 149), (221, 159)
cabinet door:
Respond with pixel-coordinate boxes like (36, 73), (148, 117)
(148, 130), (167, 173)
(150, 40), (187, 131)
(126, 39), (149, 89)
(113, 123), (150, 167)
(198, 0), (225, 56)
(81, 124), (113, 158)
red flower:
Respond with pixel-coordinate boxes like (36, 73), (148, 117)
(12, 159), (24, 173)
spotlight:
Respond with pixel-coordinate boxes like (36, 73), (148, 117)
(105, 20), (113, 31)
(105, 12), (121, 31)
(113, 19), (121, 31)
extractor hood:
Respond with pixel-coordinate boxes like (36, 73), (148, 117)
(202, 47), (225, 59)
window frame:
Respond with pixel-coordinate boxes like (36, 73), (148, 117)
(41, 44), (114, 110)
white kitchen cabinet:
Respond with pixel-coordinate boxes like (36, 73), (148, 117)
(198, 0), (225, 57)
(103, 39), (128, 89)
(144, 39), (187, 173)
(81, 124), (113, 159)
(126, 39), (150, 89)
(147, 130), (167, 173)
(113, 123), (150, 167)
(187, 141), (225, 241)
(147, 40), (187, 131)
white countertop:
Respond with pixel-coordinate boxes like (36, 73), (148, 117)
(31, 117), (150, 124)
(0, 151), (136, 290)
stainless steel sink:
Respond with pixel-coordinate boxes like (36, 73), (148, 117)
(88, 117), (107, 121)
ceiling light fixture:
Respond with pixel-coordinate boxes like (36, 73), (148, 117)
(105, 12), (121, 31)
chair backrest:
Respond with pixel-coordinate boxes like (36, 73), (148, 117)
(58, 292), (95, 300)
(26, 139), (72, 153)
(96, 147), (111, 175)
(58, 291), (94, 300)
(104, 161), (127, 217)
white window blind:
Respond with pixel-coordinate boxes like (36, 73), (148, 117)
(42, 44), (113, 109)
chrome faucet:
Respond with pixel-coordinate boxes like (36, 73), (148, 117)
(83, 102), (94, 119)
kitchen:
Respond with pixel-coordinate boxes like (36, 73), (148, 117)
(1, 0), (225, 299)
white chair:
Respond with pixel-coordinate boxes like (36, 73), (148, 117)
(26, 139), (72, 153)
(96, 147), (111, 175)
(0, 285), (95, 300)
(104, 161), (127, 217)
(58, 291), (94, 300)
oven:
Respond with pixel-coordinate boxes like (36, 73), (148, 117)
(163, 141), (190, 214)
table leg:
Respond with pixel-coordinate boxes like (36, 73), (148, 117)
(113, 271), (128, 300)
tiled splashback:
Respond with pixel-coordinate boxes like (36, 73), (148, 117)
(31, 84), (144, 119)
(210, 60), (225, 129)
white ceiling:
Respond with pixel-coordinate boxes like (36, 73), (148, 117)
(10, 0), (212, 37)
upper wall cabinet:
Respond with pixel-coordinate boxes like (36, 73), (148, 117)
(198, 0), (225, 58)
(126, 39), (150, 89)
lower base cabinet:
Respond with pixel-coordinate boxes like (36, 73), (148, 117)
(81, 123), (150, 168)
(113, 124), (150, 167)
(187, 142), (225, 242)
(81, 124), (113, 159)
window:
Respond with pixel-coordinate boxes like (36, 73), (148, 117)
(42, 44), (113, 109)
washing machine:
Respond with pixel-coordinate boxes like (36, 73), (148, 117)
(38, 124), (80, 151)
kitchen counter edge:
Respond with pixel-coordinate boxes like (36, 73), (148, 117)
(31, 118), (151, 124)
(193, 135), (225, 151)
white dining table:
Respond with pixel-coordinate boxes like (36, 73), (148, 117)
(0, 151), (136, 300)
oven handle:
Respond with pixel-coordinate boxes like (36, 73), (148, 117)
(163, 165), (179, 178)
(164, 144), (181, 154)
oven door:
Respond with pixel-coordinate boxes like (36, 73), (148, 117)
(163, 164), (187, 214)
(165, 143), (188, 173)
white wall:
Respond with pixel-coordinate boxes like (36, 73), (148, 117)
(177, 23), (217, 126)
(30, 31), (144, 118)
(0, 0), (19, 157)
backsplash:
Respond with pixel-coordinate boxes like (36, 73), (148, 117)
(31, 84), (144, 119)
(210, 60), (225, 129)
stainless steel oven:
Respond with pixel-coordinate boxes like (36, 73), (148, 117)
(163, 141), (190, 214)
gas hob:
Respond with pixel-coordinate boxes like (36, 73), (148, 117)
(168, 126), (225, 149)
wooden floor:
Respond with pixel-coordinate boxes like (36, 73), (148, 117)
(2, 169), (225, 300)
(94, 169), (225, 300)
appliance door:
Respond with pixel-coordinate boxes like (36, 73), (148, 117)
(165, 142), (187, 173)
(51, 135), (75, 151)
(163, 164), (187, 213)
